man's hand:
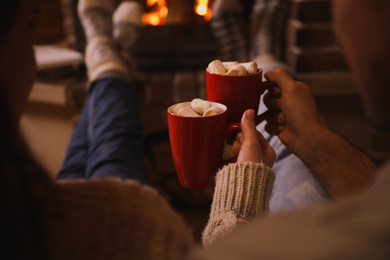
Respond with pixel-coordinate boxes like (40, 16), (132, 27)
(262, 69), (377, 198)
(263, 69), (327, 153)
(231, 109), (276, 168)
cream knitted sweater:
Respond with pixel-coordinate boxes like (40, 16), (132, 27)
(202, 162), (275, 246)
(40, 161), (274, 259)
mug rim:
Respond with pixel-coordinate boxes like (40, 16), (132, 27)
(206, 67), (263, 77)
(167, 101), (227, 118)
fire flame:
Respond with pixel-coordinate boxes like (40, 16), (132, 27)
(142, 0), (169, 26)
(142, 0), (213, 26)
(194, 0), (212, 21)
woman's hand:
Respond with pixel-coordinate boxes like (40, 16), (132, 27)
(263, 69), (327, 153)
(231, 109), (276, 167)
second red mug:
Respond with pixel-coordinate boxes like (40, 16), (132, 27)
(206, 69), (272, 125)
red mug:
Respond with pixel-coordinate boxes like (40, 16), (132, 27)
(206, 69), (273, 125)
(167, 101), (240, 190)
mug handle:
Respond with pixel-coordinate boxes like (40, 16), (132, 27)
(223, 123), (241, 164)
(255, 80), (274, 125)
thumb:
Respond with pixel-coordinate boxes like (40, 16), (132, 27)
(241, 109), (258, 142)
(238, 109), (276, 166)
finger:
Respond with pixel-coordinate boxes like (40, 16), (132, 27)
(232, 140), (241, 156)
(264, 122), (284, 136)
(255, 129), (276, 167)
(266, 112), (285, 125)
(240, 109), (259, 142)
(296, 81), (311, 91)
(269, 86), (281, 98)
(263, 94), (281, 111)
(263, 92), (271, 107)
(255, 129), (269, 149)
(265, 69), (296, 92)
(236, 132), (243, 144)
(257, 132), (273, 154)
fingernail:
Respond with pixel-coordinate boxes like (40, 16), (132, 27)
(247, 109), (255, 120)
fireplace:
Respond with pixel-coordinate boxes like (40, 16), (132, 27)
(62, 0), (222, 70)
(62, 0), (260, 71)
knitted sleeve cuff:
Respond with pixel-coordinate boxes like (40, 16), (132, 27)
(202, 162), (275, 246)
(213, 162), (275, 218)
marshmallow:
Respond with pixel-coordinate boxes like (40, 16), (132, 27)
(222, 61), (239, 71)
(203, 106), (223, 117)
(240, 62), (259, 74)
(172, 99), (224, 117)
(191, 98), (211, 115)
(226, 64), (248, 75)
(207, 60), (227, 75)
(176, 104), (201, 117)
(172, 103), (187, 115)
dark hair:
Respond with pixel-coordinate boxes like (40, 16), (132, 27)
(0, 88), (48, 260)
(0, 1), (51, 259)
(0, 1), (20, 38)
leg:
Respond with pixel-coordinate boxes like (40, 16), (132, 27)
(58, 77), (148, 185)
(57, 106), (89, 180)
(58, 0), (147, 184)
(85, 76), (147, 184)
(58, 0), (125, 180)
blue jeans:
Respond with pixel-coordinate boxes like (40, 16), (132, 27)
(57, 77), (149, 185)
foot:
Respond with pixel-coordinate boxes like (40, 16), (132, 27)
(113, 1), (143, 78)
(210, 0), (247, 62)
(78, 0), (114, 40)
(85, 37), (128, 82)
(78, 0), (128, 82)
(249, 0), (291, 61)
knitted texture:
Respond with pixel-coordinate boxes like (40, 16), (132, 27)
(249, 0), (291, 61)
(84, 36), (128, 81)
(78, 0), (128, 82)
(202, 162), (275, 246)
(113, 1), (142, 50)
(211, 0), (248, 62)
(78, 0), (114, 40)
(43, 178), (194, 260)
(113, 1), (143, 79)
(23, 162), (276, 258)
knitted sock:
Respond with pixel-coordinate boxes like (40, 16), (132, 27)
(211, 0), (247, 62)
(113, 1), (143, 78)
(78, 0), (128, 82)
(249, 0), (290, 62)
